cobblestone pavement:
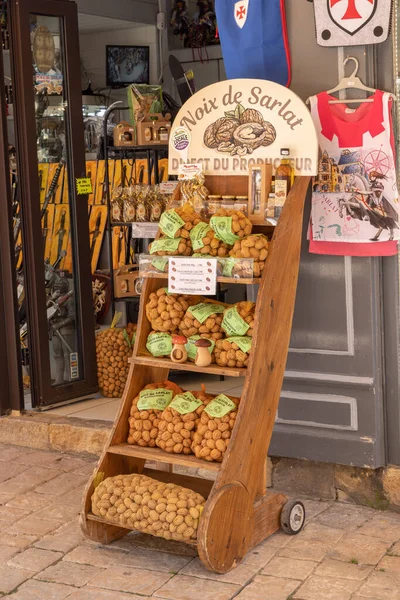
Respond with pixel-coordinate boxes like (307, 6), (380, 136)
(0, 443), (400, 599)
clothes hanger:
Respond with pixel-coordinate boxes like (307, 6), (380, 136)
(306, 56), (397, 105)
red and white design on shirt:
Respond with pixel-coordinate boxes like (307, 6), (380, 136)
(309, 91), (399, 252)
(234, 0), (248, 28)
(328, 0), (377, 35)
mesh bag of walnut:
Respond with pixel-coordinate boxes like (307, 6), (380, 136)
(128, 380), (182, 447)
(146, 331), (172, 357)
(156, 388), (214, 454)
(210, 209), (252, 245)
(189, 221), (230, 257)
(145, 288), (201, 334)
(192, 394), (240, 462)
(91, 473), (205, 542)
(214, 336), (252, 368)
(229, 234), (269, 277)
(158, 203), (202, 239)
(149, 237), (192, 256)
(96, 322), (135, 398)
(221, 301), (256, 338)
(185, 335), (216, 363)
(179, 301), (227, 341)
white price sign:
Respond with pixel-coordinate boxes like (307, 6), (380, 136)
(168, 257), (217, 295)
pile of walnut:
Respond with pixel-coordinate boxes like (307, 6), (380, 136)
(215, 338), (252, 368)
(149, 237), (192, 256)
(190, 223), (230, 257)
(146, 288), (200, 334)
(128, 381), (182, 447)
(222, 301), (256, 338)
(96, 323), (136, 398)
(150, 204), (203, 256)
(192, 396), (239, 462)
(211, 209), (252, 240)
(179, 302), (226, 341)
(229, 234), (269, 277)
(91, 473), (205, 542)
(156, 389), (213, 454)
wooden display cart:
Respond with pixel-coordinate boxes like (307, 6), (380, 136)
(81, 173), (311, 572)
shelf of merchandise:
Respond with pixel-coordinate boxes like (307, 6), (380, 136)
(82, 173), (311, 572)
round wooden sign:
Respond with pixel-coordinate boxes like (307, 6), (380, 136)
(33, 25), (55, 73)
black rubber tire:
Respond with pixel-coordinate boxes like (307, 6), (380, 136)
(280, 500), (306, 535)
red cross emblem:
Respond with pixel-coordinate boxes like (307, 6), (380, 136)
(328, 0), (376, 35)
(234, 0), (248, 28)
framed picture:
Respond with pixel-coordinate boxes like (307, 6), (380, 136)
(106, 45), (150, 88)
(247, 164), (272, 223)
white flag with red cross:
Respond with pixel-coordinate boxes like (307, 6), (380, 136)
(234, 0), (249, 28)
(313, 0), (391, 46)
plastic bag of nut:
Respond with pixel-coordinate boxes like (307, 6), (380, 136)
(128, 380), (182, 447)
(179, 301), (227, 342)
(214, 336), (252, 368)
(146, 331), (173, 357)
(148, 237), (192, 256)
(210, 208), (252, 246)
(158, 203), (202, 239)
(229, 234), (269, 277)
(96, 321), (136, 398)
(145, 288), (201, 334)
(221, 301), (255, 338)
(156, 387), (214, 454)
(192, 393), (240, 462)
(189, 221), (230, 257)
(91, 473), (206, 542)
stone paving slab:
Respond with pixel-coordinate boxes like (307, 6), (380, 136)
(0, 443), (400, 599)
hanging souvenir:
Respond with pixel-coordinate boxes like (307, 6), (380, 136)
(312, 0), (392, 47)
(33, 25), (63, 95)
(309, 90), (399, 255)
(215, 0), (290, 86)
(170, 0), (191, 41)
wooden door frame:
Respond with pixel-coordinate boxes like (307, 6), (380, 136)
(9, 0), (97, 406)
(0, 41), (24, 414)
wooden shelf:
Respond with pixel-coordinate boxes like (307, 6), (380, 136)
(141, 271), (261, 286)
(107, 443), (221, 472)
(130, 354), (247, 378)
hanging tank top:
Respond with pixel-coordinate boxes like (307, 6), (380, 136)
(308, 91), (399, 256)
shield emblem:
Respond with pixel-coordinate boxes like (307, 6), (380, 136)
(328, 0), (377, 35)
(234, 0), (249, 28)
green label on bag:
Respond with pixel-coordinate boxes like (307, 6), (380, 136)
(226, 336), (252, 354)
(169, 392), (202, 414)
(150, 238), (181, 254)
(210, 216), (239, 245)
(123, 329), (132, 347)
(221, 257), (235, 277)
(188, 302), (225, 324)
(190, 222), (211, 251)
(146, 332), (172, 357)
(138, 388), (173, 410)
(185, 335), (215, 361)
(151, 257), (169, 272)
(222, 306), (249, 336)
(205, 394), (237, 418)
(159, 210), (185, 238)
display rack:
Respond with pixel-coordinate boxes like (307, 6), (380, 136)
(81, 172), (311, 573)
(102, 103), (168, 314)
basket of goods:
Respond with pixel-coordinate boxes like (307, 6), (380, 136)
(229, 234), (269, 277)
(221, 301), (256, 338)
(146, 331), (173, 357)
(214, 336), (252, 368)
(185, 335), (215, 363)
(156, 387), (214, 454)
(145, 288), (201, 333)
(192, 394), (240, 462)
(209, 208), (252, 246)
(179, 301), (227, 341)
(91, 473), (205, 542)
(96, 318), (136, 398)
(189, 221), (230, 257)
(128, 380), (182, 447)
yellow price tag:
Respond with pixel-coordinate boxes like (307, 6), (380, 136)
(76, 177), (93, 195)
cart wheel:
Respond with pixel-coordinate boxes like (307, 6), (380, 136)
(280, 500), (305, 535)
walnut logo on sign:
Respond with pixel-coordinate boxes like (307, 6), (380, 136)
(203, 104), (276, 157)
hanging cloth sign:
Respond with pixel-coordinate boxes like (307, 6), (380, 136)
(313, 0), (392, 47)
(215, 0), (290, 86)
